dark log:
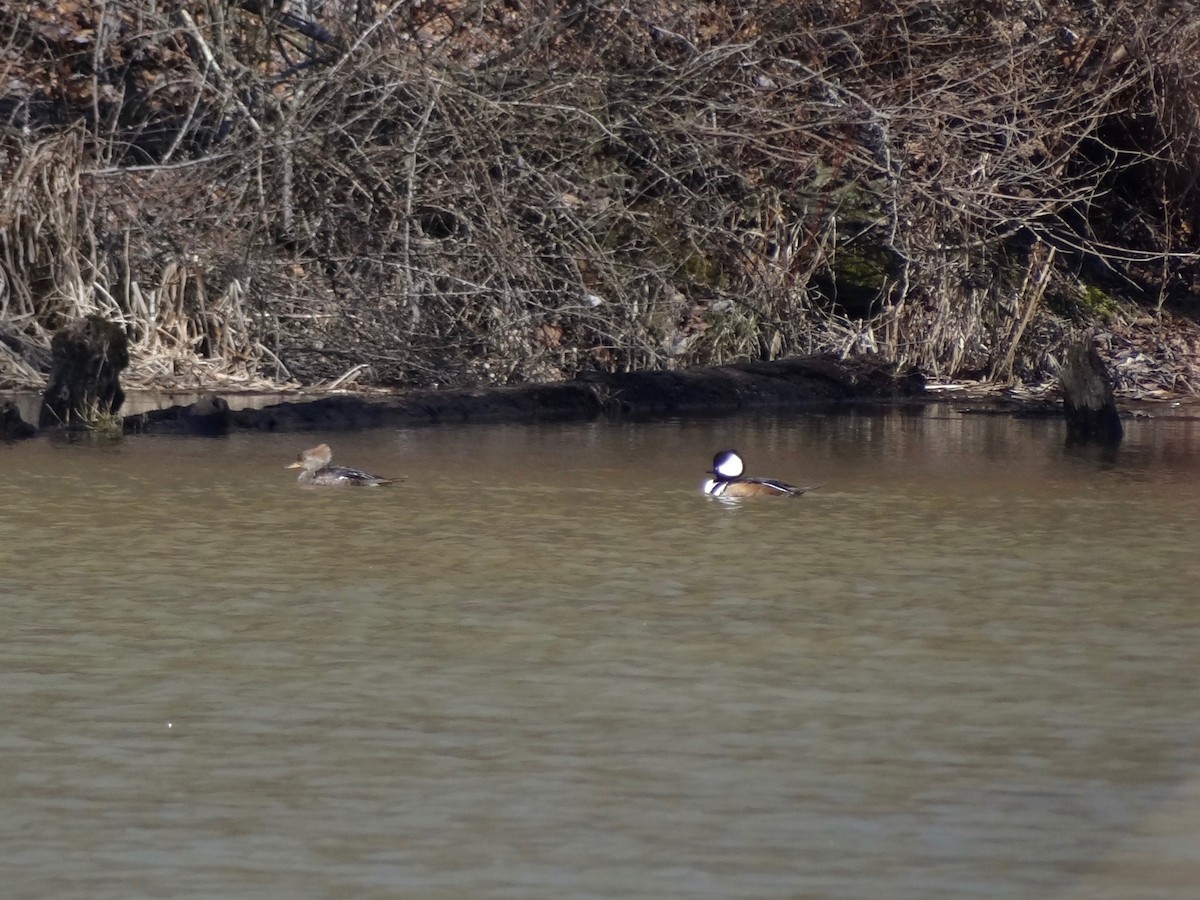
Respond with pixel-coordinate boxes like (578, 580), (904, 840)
(129, 354), (925, 434)
(1059, 332), (1123, 445)
(38, 315), (129, 428)
(126, 394), (232, 436)
(1, 400), (37, 440)
(183, 394), (232, 436)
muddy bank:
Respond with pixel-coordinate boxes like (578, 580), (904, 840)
(126, 355), (925, 435)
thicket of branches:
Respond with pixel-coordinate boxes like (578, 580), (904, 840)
(2, 0), (1199, 390)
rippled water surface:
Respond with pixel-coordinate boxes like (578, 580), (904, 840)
(2, 406), (1200, 899)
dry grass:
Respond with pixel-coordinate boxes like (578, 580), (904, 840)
(2, 1), (1200, 392)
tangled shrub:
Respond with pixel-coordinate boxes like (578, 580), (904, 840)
(1, 0), (1198, 389)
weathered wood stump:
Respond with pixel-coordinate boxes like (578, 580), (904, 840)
(38, 315), (129, 428)
(1059, 331), (1123, 444)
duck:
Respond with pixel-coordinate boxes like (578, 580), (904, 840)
(286, 443), (394, 486)
(702, 449), (815, 498)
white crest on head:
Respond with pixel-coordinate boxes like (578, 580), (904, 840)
(712, 450), (744, 478)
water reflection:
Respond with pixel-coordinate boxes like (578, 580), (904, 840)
(1, 406), (1199, 898)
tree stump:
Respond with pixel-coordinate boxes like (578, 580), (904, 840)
(38, 315), (129, 428)
(1059, 331), (1123, 445)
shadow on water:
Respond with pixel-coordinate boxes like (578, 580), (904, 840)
(1, 404), (1199, 899)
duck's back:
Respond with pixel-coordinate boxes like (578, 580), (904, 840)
(711, 476), (809, 498)
(304, 465), (393, 486)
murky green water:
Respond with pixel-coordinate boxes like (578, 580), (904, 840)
(2, 406), (1199, 899)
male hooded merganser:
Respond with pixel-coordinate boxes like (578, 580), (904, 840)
(286, 443), (394, 486)
(702, 449), (815, 498)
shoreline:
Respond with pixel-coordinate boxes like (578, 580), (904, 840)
(6, 354), (1200, 441)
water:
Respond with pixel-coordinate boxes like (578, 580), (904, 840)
(2, 406), (1199, 899)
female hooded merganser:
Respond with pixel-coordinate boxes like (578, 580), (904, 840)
(286, 443), (394, 486)
(702, 449), (814, 498)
